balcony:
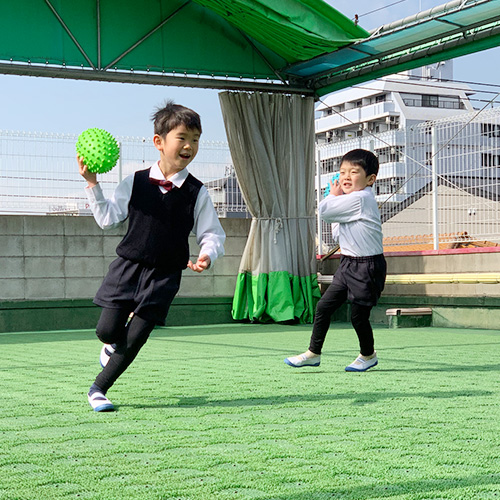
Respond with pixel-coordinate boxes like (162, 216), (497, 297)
(316, 101), (396, 133)
(377, 162), (406, 179)
(375, 193), (408, 203)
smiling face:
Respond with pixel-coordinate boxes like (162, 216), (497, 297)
(154, 124), (200, 177)
(339, 160), (377, 195)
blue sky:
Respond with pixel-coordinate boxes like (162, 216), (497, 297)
(1, 0), (499, 142)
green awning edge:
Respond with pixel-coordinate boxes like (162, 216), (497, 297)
(314, 28), (500, 97)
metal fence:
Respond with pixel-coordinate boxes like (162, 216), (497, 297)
(0, 131), (247, 217)
(2, 107), (500, 252)
(317, 107), (500, 253)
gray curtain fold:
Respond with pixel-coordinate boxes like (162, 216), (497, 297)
(219, 91), (320, 323)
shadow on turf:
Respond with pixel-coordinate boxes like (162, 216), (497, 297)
(260, 473), (500, 500)
(374, 362), (500, 372)
(120, 388), (494, 409)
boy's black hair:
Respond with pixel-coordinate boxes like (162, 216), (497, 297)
(151, 100), (202, 137)
(341, 149), (379, 176)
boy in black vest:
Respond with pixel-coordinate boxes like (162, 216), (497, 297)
(78, 101), (225, 412)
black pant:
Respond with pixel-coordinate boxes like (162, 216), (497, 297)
(309, 290), (374, 356)
(93, 308), (156, 393)
(309, 254), (386, 357)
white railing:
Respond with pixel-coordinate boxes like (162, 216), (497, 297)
(0, 131), (248, 217)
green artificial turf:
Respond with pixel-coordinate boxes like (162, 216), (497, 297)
(1, 322), (499, 500)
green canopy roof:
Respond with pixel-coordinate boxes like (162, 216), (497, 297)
(291, 0), (500, 96)
(0, 0), (499, 95)
(0, 0), (366, 94)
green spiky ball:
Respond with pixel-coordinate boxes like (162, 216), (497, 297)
(76, 128), (120, 174)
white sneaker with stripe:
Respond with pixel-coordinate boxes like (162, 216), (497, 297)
(345, 352), (378, 372)
(88, 392), (114, 412)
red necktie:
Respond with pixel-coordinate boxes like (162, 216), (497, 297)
(149, 178), (174, 191)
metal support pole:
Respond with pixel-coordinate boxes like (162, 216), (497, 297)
(316, 147), (323, 256)
(431, 126), (439, 250)
(118, 142), (123, 183)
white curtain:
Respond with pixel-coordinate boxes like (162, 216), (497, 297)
(219, 91), (320, 323)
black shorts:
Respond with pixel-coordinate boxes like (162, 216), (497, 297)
(333, 254), (387, 307)
(94, 256), (182, 325)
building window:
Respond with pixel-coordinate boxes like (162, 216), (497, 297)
(375, 178), (400, 195)
(403, 94), (462, 109)
(422, 94), (439, 108)
(481, 153), (500, 167)
(376, 146), (403, 163)
(481, 123), (500, 138)
(320, 157), (341, 173)
(425, 151), (433, 165)
(375, 94), (386, 103)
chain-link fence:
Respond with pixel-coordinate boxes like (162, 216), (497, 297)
(0, 131), (248, 217)
(317, 107), (500, 253)
(2, 107), (500, 253)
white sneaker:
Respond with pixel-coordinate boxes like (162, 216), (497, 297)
(345, 352), (378, 372)
(99, 344), (115, 368)
(284, 353), (321, 367)
(88, 392), (114, 412)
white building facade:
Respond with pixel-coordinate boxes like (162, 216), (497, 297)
(315, 62), (500, 249)
(315, 62), (477, 197)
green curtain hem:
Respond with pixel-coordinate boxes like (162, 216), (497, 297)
(232, 271), (321, 324)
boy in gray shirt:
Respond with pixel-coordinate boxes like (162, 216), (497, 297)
(285, 149), (386, 372)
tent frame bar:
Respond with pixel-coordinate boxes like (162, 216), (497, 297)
(308, 19), (500, 88)
(369, 0), (478, 36)
(292, 12), (500, 85)
(0, 62), (314, 95)
(44, 0), (95, 70)
(104, 1), (192, 70)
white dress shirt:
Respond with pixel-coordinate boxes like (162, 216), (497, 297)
(318, 187), (383, 257)
(85, 162), (226, 265)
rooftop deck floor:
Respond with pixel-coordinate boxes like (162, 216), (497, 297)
(1, 322), (499, 499)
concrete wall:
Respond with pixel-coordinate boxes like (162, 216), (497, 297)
(0, 215), (251, 302)
(2, 215), (500, 331)
(318, 249), (500, 298)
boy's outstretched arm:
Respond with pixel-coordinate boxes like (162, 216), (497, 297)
(77, 155), (131, 229)
(187, 254), (211, 273)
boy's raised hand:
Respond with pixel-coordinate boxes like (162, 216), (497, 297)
(330, 178), (343, 196)
(77, 155), (98, 187)
(187, 254), (211, 273)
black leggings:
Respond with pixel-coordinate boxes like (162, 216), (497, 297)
(308, 254), (385, 357)
(93, 308), (156, 393)
(308, 288), (375, 357)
